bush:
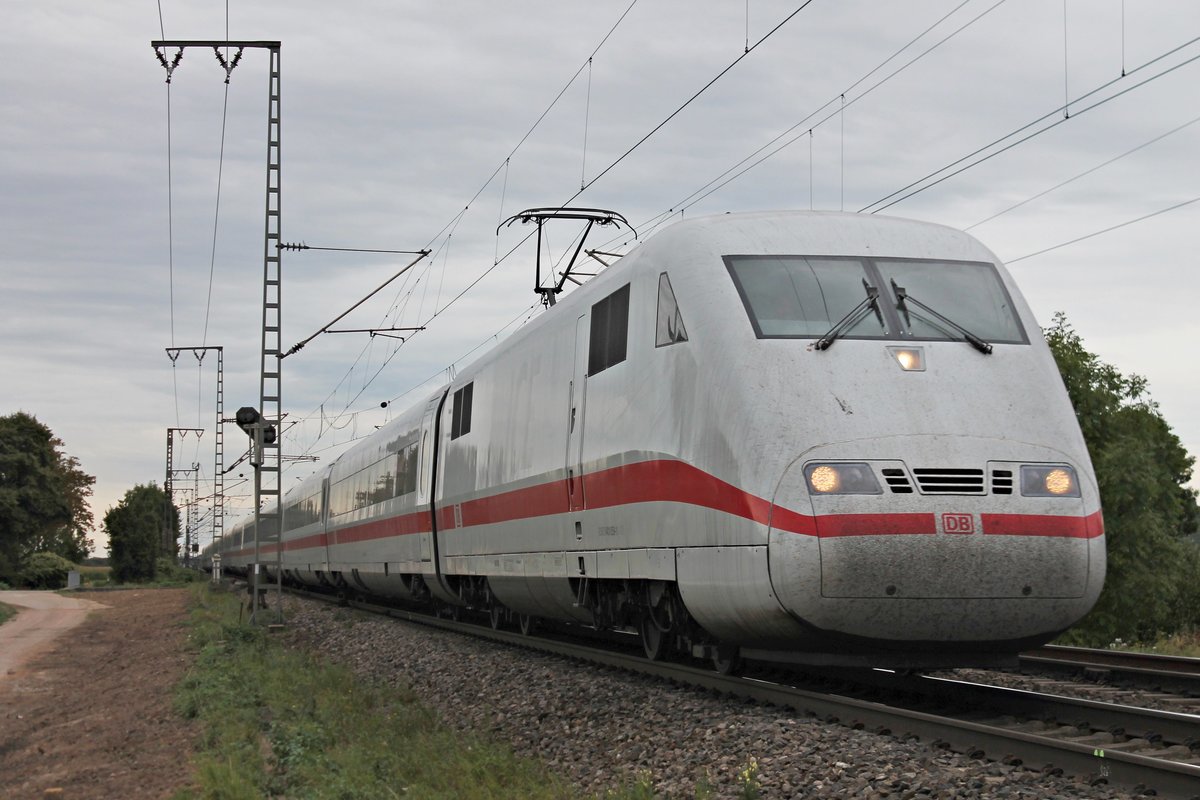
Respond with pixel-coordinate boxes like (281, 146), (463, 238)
(155, 557), (202, 585)
(19, 551), (75, 589)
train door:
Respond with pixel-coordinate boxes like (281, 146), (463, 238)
(417, 394), (441, 562)
(320, 476), (332, 571)
(567, 313), (589, 512)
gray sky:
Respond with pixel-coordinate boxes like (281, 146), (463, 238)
(3, 0), (1197, 555)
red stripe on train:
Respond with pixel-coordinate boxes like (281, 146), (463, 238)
(815, 513), (937, 537)
(981, 510), (1104, 538)
(221, 460), (1103, 556)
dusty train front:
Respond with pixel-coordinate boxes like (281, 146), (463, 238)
(761, 434), (1104, 661)
(666, 215), (1104, 665)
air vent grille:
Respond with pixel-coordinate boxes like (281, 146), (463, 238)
(912, 468), (985, 495)
(991, 469), (1014, 495)
(881, 468), (913, 494)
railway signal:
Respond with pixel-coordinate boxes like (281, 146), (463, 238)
(235, 406), (276, 468)
(235, 405), (276, 623)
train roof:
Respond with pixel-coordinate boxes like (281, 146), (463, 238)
(630, 210), (1003, 266)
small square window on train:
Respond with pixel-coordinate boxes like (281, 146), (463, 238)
(589, 283), (630, 376)
(451, 382), (473, 439)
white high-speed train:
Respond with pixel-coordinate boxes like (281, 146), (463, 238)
(211, 210), (1104, 669)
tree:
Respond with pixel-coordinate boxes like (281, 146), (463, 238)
(105, 483), (178, 583)
(0, 412), (95, 580)
(1046, 313), (1200, 644)
(25, 450), (94, 563)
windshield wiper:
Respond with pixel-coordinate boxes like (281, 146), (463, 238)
(814, 280), (881, 351)
(890, 279), (993, 355)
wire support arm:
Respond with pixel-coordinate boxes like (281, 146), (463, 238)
(283, 250), (431, 357)
(278, 242), (431, 255)
(326, 326), (426, 342)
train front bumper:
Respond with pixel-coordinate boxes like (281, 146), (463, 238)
(765, 438), (1105, 646)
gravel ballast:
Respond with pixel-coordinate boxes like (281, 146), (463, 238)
(282, 596), (1146, 799)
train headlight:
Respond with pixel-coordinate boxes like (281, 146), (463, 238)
(805, 463), (882, 495)
(887, 346), (925, 371)
(1020, 465), (1080, 497)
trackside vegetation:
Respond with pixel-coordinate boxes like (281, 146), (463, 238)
(1046, 314), (1200, 646)
(175, 586), (577, 800)
(175, 586), (739, 799)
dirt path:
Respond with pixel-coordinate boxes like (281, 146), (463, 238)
(0, 591), (107, 679)
(0, 589), (196, 799)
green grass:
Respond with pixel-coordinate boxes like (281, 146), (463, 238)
(174, 585), (578, 800)
(1133, 630), (1200, 658)
(0, 601), (15, 627)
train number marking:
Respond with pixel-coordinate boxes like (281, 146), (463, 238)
(941, 513), (974, 534)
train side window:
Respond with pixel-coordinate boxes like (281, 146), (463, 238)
(655, 272), (688, 347)
(588, 283), (630, 375)
(395, 441), (418, 496)
(451, 382), (473, 439)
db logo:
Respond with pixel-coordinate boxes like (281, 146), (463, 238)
(942, 513), (974, 534)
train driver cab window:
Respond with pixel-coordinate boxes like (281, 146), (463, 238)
(874, 259), (1027, 344)
(588, 283), (630, 375)
(655, 273), (688, 347)
(725, 255), (887, 340)
(451, 382), (473, 440)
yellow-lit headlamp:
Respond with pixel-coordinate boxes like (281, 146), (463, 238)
(805, 463), (882, 495)
(1020, 465), (1080, 497)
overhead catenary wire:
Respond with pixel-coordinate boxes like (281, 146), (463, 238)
(580, 57), (593, 191)
(155, 0), (178, 425)
(567, 0), (817, 201)
(1006, 195), (1200, 264)
(202, 81), (232, 345)
(594, 0), (1005, 248)
(293, 299), (542, 462)
(1062, 0), (1071, 119)
(966, 113), (1200, 230)
(859, 35), (1200, 214)
(410, 0), (643, 261)
(202, 3), (236, 345)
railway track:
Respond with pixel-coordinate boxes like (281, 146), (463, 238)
(1021, 645), (1200, 698)
(279, 586), (1200, 799)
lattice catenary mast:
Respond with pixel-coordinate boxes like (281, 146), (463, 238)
(153, 41), (284, 596)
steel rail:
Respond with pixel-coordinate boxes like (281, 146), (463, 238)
(280, 587), (1200, 798)
(1023, 646), (1200, 697)
(790, 666), (1200, 751)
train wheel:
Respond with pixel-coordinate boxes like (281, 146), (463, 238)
(518, 614), (537, 636)
(712, 645), (742, 676)
(639, 614), (669, 661)
(488, 604), (504, 630)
